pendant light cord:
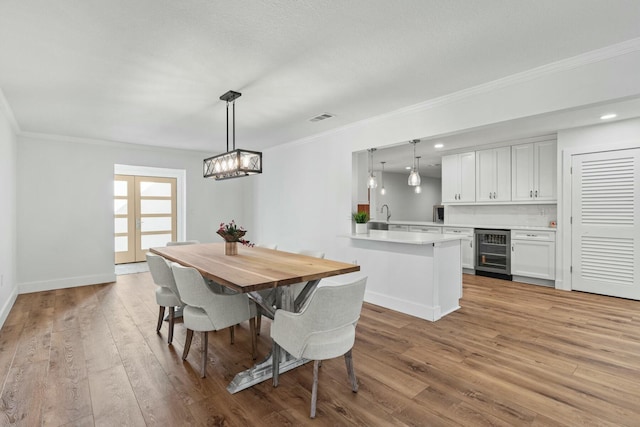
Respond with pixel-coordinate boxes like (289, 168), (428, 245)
(225, 99), (238, 152)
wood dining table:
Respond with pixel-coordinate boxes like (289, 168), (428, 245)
(149, 242), (360, 393)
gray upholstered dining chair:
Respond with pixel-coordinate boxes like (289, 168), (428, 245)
(146, 252), (183, 344)
(171, 263), (258, 378)
(271, 276), (367, 418)
(255, 249), (324, 334)
(166, 240), (200, 246)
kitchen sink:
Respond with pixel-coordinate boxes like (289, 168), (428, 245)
(368, 221), (389, 231)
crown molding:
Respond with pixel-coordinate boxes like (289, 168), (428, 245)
(18, 131), (212, 155)
(283, 37), (640, 150)
(0, 87), (20, 134)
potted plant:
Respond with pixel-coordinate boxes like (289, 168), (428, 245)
(352, 211), (369, 234)
(217, 220), (254, 255)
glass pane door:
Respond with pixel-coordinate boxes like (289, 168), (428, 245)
(114, 175), (177, 264)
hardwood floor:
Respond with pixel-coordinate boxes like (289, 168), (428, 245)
(1, 273), (640, 426)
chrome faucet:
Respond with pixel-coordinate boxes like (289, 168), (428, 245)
(381, 204), (391, 221)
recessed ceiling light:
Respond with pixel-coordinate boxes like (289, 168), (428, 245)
(405, 166), (411, 170)
(434, 143), (444, 149)
(600, 113), (617, 120)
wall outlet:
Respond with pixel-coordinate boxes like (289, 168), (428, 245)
(352, 260), (358, 265)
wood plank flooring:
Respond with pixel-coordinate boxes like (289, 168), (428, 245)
(1, 273), (640, 426)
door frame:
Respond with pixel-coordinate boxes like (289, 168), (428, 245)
(560, 139), (640, 292)
(114, 164), (186, 249)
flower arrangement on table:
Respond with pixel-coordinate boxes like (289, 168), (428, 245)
(217, 220), (254, 247)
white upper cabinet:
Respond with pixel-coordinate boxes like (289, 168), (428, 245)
(511, 141), (557, 201)
(476, 146), (511, 202)
(442, 152), (476, 203)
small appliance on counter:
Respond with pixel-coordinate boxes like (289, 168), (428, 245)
(433, 205), (444, 223)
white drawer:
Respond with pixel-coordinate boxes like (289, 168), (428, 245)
(388, 224), (409, 231)
(511, 229), (556, 241)
(409, 225), (442, 234)
(442, 227), (474, 237)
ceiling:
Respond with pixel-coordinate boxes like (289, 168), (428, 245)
(2, 1), (640, 154)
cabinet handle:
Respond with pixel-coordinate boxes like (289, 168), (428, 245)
(470, 241), (472, 248)
(512, 244), (514, 252)
(493, 192), (496, 199)
(489, 192), (492, 199)
(535, 190), (538, 198)
(529, 190), (533, 198)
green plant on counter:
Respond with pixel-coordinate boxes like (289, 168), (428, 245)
(352, 211), (369, 223)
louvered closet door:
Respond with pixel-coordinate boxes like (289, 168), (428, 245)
(571, 148), (640, 299)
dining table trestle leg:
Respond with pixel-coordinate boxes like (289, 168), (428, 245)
(226, 280), (321, 394)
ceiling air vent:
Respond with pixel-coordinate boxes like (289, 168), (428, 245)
(309, 112), (335, 122)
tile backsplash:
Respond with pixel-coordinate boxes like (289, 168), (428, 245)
(446, 204), (557, 228)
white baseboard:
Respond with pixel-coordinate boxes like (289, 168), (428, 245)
(365, 290), (439, 322)
(0, 285), (18, 329)
(512, 275), (555, 287)
(18, 273), (117, 294)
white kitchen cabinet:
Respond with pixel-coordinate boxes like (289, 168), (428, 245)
(476, 146), (511, 202)
(443, 227), (474, 269)
(409, 225), (442, 234)
(511, 141), (557, 202)
(442, 152), (476, 203)
(388, 224), (409, 231)
(510, 229), (556, 280)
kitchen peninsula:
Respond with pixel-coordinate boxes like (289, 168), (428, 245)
(348, 230), (463, 321)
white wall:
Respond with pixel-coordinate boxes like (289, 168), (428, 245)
(370, 172), (441, 222)
(557, 117), (640, 291)
(253, 46), (640, 308)
(0, 105), (18, 327)
(17, 135), (253, 293)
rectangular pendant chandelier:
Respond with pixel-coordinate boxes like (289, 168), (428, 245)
(203, 90), (263, 180)
(203, 148), (262, 180)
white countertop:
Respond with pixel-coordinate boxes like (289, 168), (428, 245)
(368, 220), (556, 232)
(348, 230), (465, 245)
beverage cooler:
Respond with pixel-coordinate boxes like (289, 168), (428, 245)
(475, 229), (511, 279)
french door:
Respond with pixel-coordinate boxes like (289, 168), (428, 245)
(114, 175), (177, 264)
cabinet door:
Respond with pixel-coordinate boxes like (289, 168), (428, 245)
(476, 149), (495, 202)
(494, 146), (511, 201)
(511, 143), (535, 201)
(441, 154), (459, 203)
(461, 236), (474, 269)
(459, 152), (476, 202)
(534, 140), (556, 201)
(511, 240), (555, 279)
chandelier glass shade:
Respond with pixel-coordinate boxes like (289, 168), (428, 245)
(203, 90), (262, 180)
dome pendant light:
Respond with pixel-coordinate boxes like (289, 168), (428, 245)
(408, 139), (421, 186)
(380, 161), (386, 195)
(367, 148), (378, 189)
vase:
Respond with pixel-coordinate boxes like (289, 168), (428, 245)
(225, 241), (238, 256)
(355, 223), (368, 234)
